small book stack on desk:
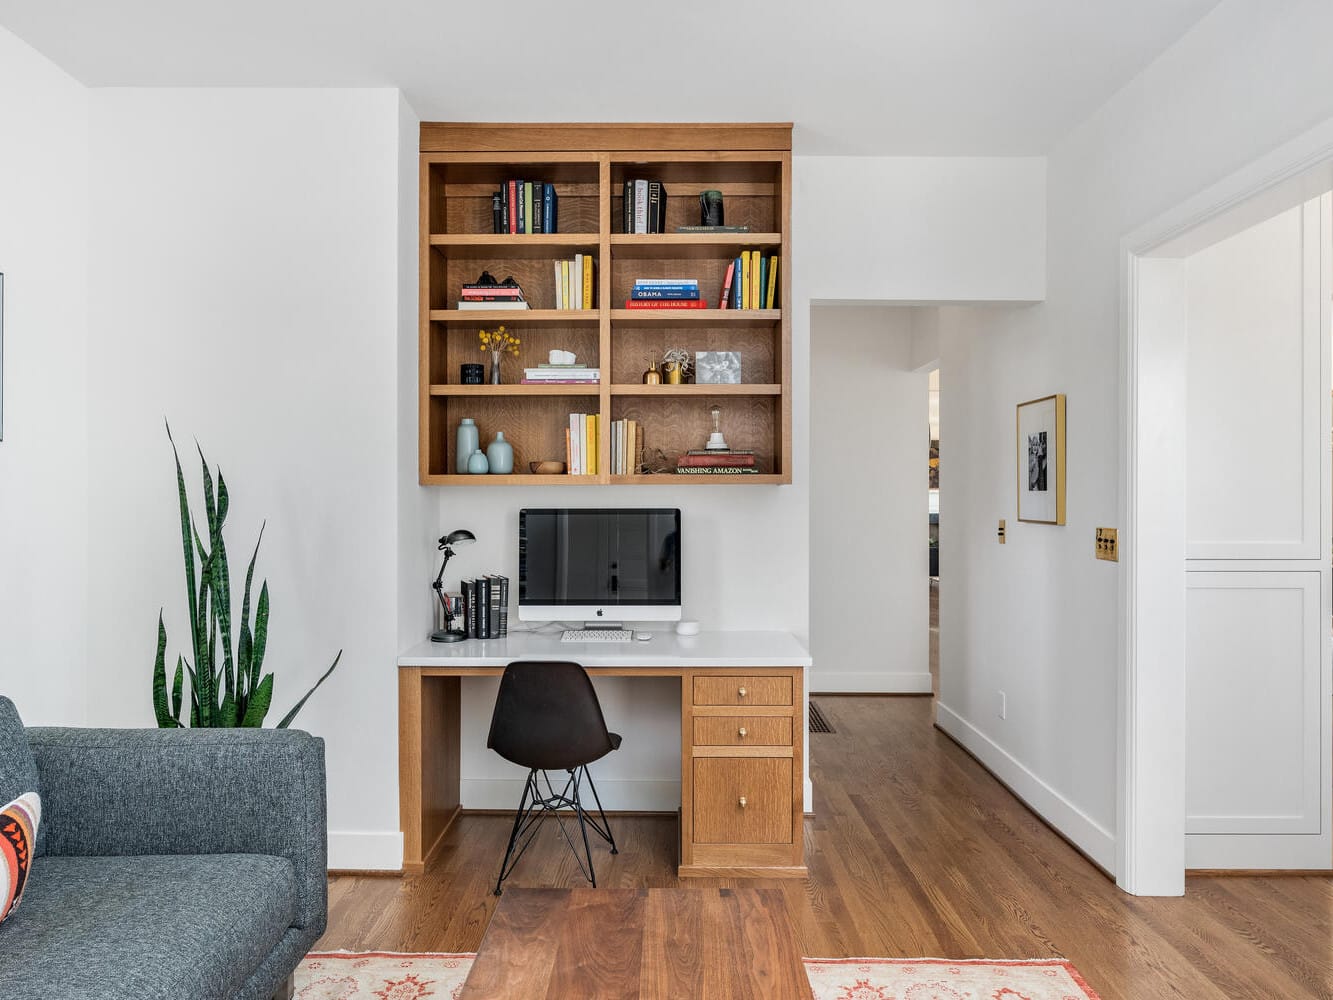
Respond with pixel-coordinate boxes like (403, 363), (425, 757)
(459, 576), (510, 638)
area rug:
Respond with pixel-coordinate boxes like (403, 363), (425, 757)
(298, 952), (1101, 999)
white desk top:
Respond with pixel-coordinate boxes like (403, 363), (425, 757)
(398, 629), (811, 668)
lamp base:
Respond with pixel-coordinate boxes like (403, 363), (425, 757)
(430, 629), (469, 643)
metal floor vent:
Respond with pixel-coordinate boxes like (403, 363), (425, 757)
(808, 700), (835, 734)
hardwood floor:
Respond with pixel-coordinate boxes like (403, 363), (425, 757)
(320, 696), (1333, 999)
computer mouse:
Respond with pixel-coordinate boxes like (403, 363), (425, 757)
(635, 631), (653, 641)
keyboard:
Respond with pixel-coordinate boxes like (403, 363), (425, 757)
(561, 629), (635, 643)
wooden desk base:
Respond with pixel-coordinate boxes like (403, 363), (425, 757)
(459, 888), (808, 1000)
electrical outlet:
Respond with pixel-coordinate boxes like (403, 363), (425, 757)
(1096, 527), (1119, 562)
(998, 691), (1007, 720)
(997, 519), (1006, 544)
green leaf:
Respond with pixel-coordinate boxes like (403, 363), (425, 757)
(185, 660), (201, 728)
(252, 581), (269, 685)
(152, 612), (178, 728)
(241, 674), (273, 727)
(170, 656), (184, 723)
(238, 523), (265, 696)
(165, 421), (199, 672)
(209, 468), (235, 724)
(276, 650), (342, 729)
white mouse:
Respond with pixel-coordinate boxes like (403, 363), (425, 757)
(635, 631), (653, 641)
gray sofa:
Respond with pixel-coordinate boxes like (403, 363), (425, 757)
(0, 696), (327, 1000)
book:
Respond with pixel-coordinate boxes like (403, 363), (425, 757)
(732, 256), (742, 309)
(718, 262), (735, 309)
(647, 180), (665, 233)
(507, 180), (517, 234)
(524, 182), (534, 235)
(561, 260), (570, 309)
(496, 575), (509, 635)
(686, 449), (754, 455)
(492, 192), (504, 234)
(569, 413), (582, 475)
(553, 260), (564, 309)
(476, 577), (491, 638)
(583, 255), (594, 309)
(573, 254), (583, 310)
(455, 300), (529, 310)
(565, 426), (572, 473)
(628, 420), (638, 475)
(630, 288), (700, 300)
(623, 180), (634, 234)
(623, 299), (708, 309)
(674, 225), (752, 233)
(461, 287), (524, 298)
(543, 183), (557, 234)
(751, 251), (761, 310)
(487, 574), (502, 636)
(531, 183), (543, 234)
(678, 453), (757, 467)
(520, 378), (600, 385)
(634, 180), (649, 234)
(759, 255), (768, 311)
(674, 465), (759, 474)
(524, 368), (599, 378)
(462, 579), (477, 638)
(516, 179), (527, 235)
(634, 278), (699, 287)
(741, 252), (751, 309)
(766, 255), (779, 308)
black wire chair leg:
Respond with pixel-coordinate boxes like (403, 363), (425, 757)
(571, 768), (598, 888)
(579, 765), (618, 854)
(494, 770), (535, 896)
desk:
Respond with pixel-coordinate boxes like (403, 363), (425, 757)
(397, 630), (811, 878)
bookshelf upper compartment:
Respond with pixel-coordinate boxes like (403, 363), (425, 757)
(426, 158), (601, 237)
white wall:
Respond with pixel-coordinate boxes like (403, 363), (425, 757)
(810, 305), (930, 693)
(0, 27), (89, 725)
(84, 88), (409, 869)
(938, 0), (1333, 878)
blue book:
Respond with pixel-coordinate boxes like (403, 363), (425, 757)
(543, 183), (556, 234)
(759, 256), (769, 309)
(632, 288), (702, 300)
(632, 284), (700, 294)
(733, 257), (743, 309)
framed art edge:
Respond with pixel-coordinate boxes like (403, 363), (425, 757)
(1015, 392), (1065, 525)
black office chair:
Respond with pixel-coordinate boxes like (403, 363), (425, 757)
(486, 660), (620, 895)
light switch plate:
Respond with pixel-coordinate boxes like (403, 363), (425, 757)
(998, 519), (1006, 544)
(1096, 527), (1119, 562)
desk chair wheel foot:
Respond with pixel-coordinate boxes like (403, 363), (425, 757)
(611, 848), (619, 855)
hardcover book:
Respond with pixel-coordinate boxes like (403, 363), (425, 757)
(623, 299), (708, 309)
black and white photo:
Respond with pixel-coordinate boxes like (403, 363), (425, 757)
(1016, 394), (1065, 524)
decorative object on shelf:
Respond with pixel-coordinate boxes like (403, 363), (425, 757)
(696, 351), (742, 384)
(467, 449), (490, 474)
(479, 325), (520, 384)
(460, 364), (484, 385)
(486, 432), (514, 474)
(1016, 394), (1066, 525)
(662, 348), (693, 385)
(430, 529), (476, 643)
(529, 460), (567, 475)
(456, 418), (479, 474)
(549, 349), (577, 365)
(151, 422), (342, 729)
(642, 360), (662, 385)
(700, 189), (724, 227)
(705, 405), (729, 451)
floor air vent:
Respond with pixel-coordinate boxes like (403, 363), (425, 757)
(808, 700), (835, 734)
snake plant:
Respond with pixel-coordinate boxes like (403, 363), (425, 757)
(152, 421), (341, 728)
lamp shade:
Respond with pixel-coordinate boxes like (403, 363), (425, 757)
(441, 529), (476, 548)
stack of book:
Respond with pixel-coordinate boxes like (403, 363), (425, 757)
(457, 280), (529, 311)
(625, 277), (706, 310)
(553, 255), (595, 310)
(622, 179), (667, 233)
(492, 181), (558, 234)
(566, 413), (600, 475)
(460, 575), (510, 639)
(522, 364), (599, 386)
(608, 418), (642, 476)
(720, 251), (780, 310)
(675, 450), (758, 475)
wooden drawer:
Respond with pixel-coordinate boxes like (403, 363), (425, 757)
(692, 758), (792, 844)
(693, 675), (792, 707)
(693, 715), (793, 747)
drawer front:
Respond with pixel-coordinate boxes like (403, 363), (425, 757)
(693, 757), (792, 844)
(693, 675), (792, 707)
(693, 715), (793, 747)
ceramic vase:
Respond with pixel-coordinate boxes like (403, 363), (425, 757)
(456, 418), (479, 474)
(467, 449), (489, 474)
(487, 432), (514, 474)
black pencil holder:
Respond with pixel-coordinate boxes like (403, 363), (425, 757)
(460, 363), (485, 385)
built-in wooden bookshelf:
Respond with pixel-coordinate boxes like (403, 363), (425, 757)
(419, 123), (792, 485)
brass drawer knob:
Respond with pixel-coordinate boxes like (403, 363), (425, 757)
(738, 686), (748, 698)
(738, 796), (747, 809)
(738, 727), (748, 738)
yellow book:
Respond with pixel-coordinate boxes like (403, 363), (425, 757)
(629, 420), (638, 475)
(750, 251), (760, 310)
(583, 255), (594, 310)
(766, 255), (779, 309)
(590, 413), (599, 474)
(741, 252), (751, 310)
(561, 260), (570, 311)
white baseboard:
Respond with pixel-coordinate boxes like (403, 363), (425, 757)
(461, 777), (682, 812)
(811, 672), (933, 694)
(1186, 832), (1332, 870)
(935, 702), (1116, 872)
(328, 830), (403, 872)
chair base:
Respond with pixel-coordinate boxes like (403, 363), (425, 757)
(494, 766), (618, 896)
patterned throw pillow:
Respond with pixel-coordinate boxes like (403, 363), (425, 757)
(0, 792), (40, 925)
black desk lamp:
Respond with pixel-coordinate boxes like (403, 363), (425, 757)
(431, 529), (476, 642)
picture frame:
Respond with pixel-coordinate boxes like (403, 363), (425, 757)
(695, 350), (741, 384)
(1016, 393), (1065, 524)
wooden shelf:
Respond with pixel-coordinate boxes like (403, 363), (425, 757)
(606, 474), (790, 486)
(610, 384), (781, 396)
(430, 384), (600, 397)
(610, 309), (779, 326)
(430, 309), (601, 325)
(430, 233), (599, 258)
(422, 474), (600, 487)
(610, 233), (782, 259)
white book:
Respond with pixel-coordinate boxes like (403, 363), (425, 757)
(633, 278), (699, 287)
(569, 412), (581, 475)
(634, 180), (648, 234)
(617, 420), (625, 475)
(574, 254), (583, 311)
(553, 260), (563, 310)
(455, 300), (528, 310)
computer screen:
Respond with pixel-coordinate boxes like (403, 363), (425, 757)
(519, 508), (681, 621)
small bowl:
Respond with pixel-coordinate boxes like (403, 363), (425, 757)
(530, 460), (567, 475)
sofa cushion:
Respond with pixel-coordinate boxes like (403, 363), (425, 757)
(0, 792), (40, 925)
(0, 853), (295, 1000)
(0, 697), (42, 856)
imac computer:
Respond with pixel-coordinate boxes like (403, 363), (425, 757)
(519, 507), (681, 640)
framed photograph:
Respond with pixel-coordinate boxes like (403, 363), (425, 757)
(695, 351), (741, 384)
(1016, 394), (1065, 524)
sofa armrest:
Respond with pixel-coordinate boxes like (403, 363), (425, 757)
(28, 726), (327, 933)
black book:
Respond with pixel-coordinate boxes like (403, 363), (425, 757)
(492, 191), (503, 234)
(500, 184), (509, 235)
(497, 575), (510, 636)
(476, 577), (491, 639)
(623, 179), (634, 234)
(462, 579), (477, 638)
(531, 184), (543, 234)
(488, 574), (502, 637)
(648, 181), (667, 233)
(514, 180), (524, 237)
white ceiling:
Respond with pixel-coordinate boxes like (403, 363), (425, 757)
(0, 0), (1221, 155)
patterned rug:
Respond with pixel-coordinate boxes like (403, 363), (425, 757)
(299, 952), (1101, 999)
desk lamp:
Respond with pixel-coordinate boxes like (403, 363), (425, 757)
(431, 529), (476, 642)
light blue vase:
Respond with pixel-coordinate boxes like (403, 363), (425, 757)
(456, 418), (479, 474)
(466, 449), (489, 474)
(487, 432), (514, 474)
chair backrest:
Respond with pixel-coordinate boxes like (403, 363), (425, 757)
(486, 661), (617, 771)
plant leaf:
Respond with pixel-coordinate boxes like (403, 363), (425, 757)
(276, 650), (342, 729)
(151, 612), (177, 728)
(171, 656), (184, 723)
(165, 421), (199, 674)
(241, 673), (273, 727)
(252, 581), (269, 686)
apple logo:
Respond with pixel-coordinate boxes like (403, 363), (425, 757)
(596, 608), (604, 617)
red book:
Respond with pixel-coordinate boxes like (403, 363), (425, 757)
(677, 453), (756, 468)
(718, 262), (735, 309)
(622, 299), (709, 310)
(461, 288), (524, 298)
(507, 180), (517, 234)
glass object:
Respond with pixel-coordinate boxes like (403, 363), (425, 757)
(706, 405), (729, 451)
(456, 418), (479, 474)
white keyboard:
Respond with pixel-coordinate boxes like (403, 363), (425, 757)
(561, 629), (635, 643)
